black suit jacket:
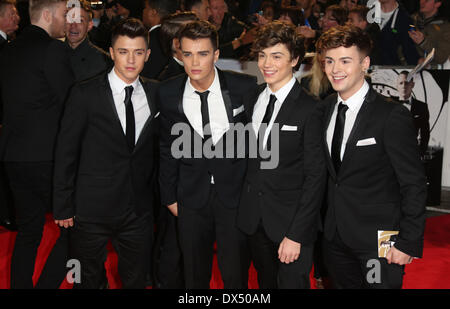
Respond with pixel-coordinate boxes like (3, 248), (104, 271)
(0, 25), (74, 161)
(158, 69), (257, 210)
(157, 57), (185, 81)
(0, 35), (7, 123)
(53, 73), (159, 221)
(237, 81), (326, 245)
(322, 89), (427, 258)
(67, 38), (112, 82)
(141, 27), (169, 79)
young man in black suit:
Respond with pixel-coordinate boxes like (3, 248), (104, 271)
(317, 25), (427, 289)
(53, 18), (159, 289)
(158, 20), (257, 289)
(395, 71), (430, 157)
(0, 0), (74, 289)
(236, 21), (326, 289)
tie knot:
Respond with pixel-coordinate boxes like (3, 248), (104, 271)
(338, 102), (348, 113)
(195, 90), (210, 100)
(125, 85), (134, 100)
(269, 94), (277, 106)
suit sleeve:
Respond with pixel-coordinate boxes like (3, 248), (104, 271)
(158, 88), (179, 206)
(286, 101), (327, 245)
(44, 40), (75, 105)
(420, 104), (430, 155)
(53, 85), (88, 220)
(384, 104), (427, 258)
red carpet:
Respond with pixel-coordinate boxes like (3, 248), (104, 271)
(1, 214), (449, 289)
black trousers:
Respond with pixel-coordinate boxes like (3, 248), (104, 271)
(153, 205), (184, 289)
(5, 162), (69, 289)
(71, 209), (152, 289)
(0, 162), (14, 224)
(247, 223), (314, 289)
(177, 185), (249, 289)
(323, 231), (404, 289)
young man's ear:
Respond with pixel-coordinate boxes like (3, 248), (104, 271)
(291, 56), (300, 69)
(109, 46), (115, 61)
(362, 55), (370, 72)
(145, 48), (151, 62)
(214, 48), (220, 63)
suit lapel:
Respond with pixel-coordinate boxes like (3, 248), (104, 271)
(134, 78), (157, 151)
(272, 82), (302, 127)
(217, 69), (233, 123)
(102, 74), (129, 148)
(323, 94), (338, 179)
(339, 89), (377, 173)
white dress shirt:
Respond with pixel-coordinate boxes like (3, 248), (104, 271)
(252, 76), (296, 148)
(326, 81), (370, 160)
(0, 30), (7, 41)
(183, 67), (230, 145)
(108, 68), (151, 144)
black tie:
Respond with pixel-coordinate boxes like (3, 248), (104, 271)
(124, 86), (135, 151)
(259, 94), (277, 149)
(195, 90), (210, 138)
(331, 102), (348, 173)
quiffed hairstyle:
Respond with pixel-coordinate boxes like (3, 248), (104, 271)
(178, 20), (219, 51)
(160, 11), (199, 56)
(29, 0), (66, 23)
(251, 21), (305, 71)
(111, 18), (149, 48)
(316, 24), (372, 58)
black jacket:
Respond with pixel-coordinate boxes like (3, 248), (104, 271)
(0, 25), (74, 161)
(67, 38), (112, 82)
(53, 74), (159, 220)
(322, 89), (427, 258)
(237, 81), (326, 245)
(158, 69), (257, 210)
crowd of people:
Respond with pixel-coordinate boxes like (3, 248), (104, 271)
(0, 0), (441, 290)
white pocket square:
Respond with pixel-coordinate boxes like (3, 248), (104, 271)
(233, 105), (244, 116)
(356, 137), (376, 146)
(281, 125), (298, 131)
(413, 115), (420, 118)
(154, 111), (160, 118)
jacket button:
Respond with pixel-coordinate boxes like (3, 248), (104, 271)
(258, 191), (263, 196)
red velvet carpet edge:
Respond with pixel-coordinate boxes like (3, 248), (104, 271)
(1, 214), (449, 289)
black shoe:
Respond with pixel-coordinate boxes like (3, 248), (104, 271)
(0, 218), (18, 231)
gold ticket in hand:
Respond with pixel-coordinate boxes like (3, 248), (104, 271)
(378, 230), (399, 258)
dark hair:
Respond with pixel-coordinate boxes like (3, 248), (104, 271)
(349, 5), (369, 21)
(316, 24), (372, 57)
(111, 18), (149, 48)
(178, 20), (218, 51)
(326, 4), (348, 26)
(184, 0), (203, 11)
(278, 6), (305, 26)
(160, 11), (199, 56)
(144, 0), (179, 18)
(252, 21), (305, 71)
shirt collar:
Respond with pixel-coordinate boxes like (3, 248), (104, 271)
(108, 67), (141, 96)
(0, 30), (7, 40)
(186, 66), (220, 96)
(265, 76), (296, 105)
(337, 80), (369, 112)
(173, 56), (184, 67)
(150, 24), (161, 32)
